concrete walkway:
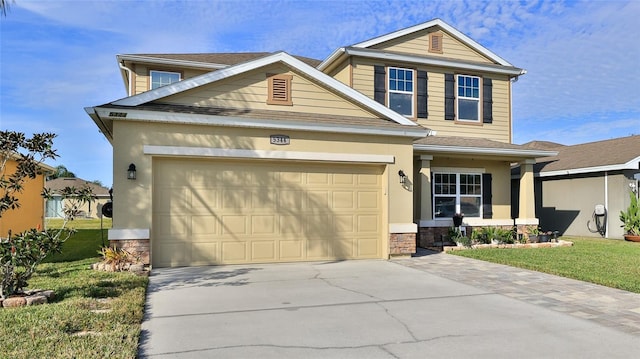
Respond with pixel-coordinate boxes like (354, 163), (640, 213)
(139, 253), (640, 358)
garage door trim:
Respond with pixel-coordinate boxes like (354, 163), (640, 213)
(144, 145), (394, 164)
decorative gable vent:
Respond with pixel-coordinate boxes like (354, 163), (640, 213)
(267, 74), (293, 105)
(429, 32), (443, 54)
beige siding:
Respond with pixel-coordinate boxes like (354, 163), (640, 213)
(130, 63), (210, 94)
(160, 64), (378, 118)
(349, 58), (511, 142)
(369, 29), (494, 64)
(328, 60), (351, 87)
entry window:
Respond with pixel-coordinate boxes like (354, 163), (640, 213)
(150, 70), (181, 89)
(388, 67), (413, 116)
(457, 75), (480, 121)
(433, 173), (481, 218)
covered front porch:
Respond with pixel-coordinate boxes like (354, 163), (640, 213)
(411, 137), (557, 248)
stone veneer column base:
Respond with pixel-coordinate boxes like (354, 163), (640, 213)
(109, 239), (150, 265)
(389, 232), (416, 256)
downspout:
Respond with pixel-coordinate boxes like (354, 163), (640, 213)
(605, 171), (609, 238)
(119, 61), (133, 96)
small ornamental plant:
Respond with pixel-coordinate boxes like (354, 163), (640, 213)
(620, 190), (640, 236)
(0, 131), (95, 299)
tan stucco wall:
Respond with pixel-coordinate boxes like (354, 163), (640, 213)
(111, 120), (415, 239)
(420, 157), (512, 221)
(538, 172), (631, 238)
(0, 159), (46, 237)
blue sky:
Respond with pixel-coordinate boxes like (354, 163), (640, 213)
(1, 0), (639, 187)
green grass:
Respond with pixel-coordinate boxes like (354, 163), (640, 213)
(1, 229), (147, 359)
(46, 217), (112, 230)
(450, 236), (640, 293)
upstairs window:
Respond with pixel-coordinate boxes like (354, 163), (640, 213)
(457, 75), (480, 122)
(150, 70), (181, 90)
(267, 74), (293, 106)
(388, 67), (413, 116)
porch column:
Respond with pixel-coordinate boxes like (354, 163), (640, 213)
(419, 155), (433, 221)
(516, 159), (538, 225)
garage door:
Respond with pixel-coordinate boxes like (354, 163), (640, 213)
(152, 158), (383, 267)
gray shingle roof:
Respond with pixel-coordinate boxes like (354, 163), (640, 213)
(534, 135), (640, 173)
(46, 178), (111, 196)
(127, 53), (323, 68)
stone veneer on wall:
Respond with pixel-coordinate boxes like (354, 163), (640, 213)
(110, 239), (150, 265)
(389, 233), (416, 256)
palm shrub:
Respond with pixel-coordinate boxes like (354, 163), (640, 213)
(620, 190), (640, 236)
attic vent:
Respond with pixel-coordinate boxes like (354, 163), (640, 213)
(267, 74), (293, 106)
(429, 33), (443, 54)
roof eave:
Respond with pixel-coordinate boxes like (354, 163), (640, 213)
(539, 156), (640, 177)
(414, 144), (558, 158)
(345, 47), (525, 76)
(116, 54), (229, 70)
(93, 106), (429, 139)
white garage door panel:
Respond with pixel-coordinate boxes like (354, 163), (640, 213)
(152, 158), (383, 267)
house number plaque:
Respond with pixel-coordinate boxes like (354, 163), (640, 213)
(270, 134), (290, 145)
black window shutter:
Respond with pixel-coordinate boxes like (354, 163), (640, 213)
(417, 70), (428, 118)
(482, 173), (493, 219)
(374, 65), (386, 105)
(444, 73), (455, 120)
(483, 78), (493, 123)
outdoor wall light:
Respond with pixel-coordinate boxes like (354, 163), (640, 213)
(127, 163), (137, 180)
(398, 170), (407, 184)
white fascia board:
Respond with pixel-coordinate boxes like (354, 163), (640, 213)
(539, 157), (640, 178)
(116, 54), (228, 70)
(345, 48), (524, 76)
(317, 47), (346, 71)
(143, 145), (395, 164)
(94, 107), (428, 138)
(413, 144), (557, 158)
(112, 52), (420, 128)
(352, 18), (513, 67)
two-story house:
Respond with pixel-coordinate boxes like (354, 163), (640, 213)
(86, 19), (554, 268)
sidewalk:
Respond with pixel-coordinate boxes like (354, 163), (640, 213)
(395, 249), (640, 336)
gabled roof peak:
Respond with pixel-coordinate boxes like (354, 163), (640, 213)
(350, 18), (513, 67)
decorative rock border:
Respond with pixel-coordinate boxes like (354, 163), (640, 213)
(91, 262), (149, 276)
(1, 289), (55, 309)
(443, 239), (574, 252)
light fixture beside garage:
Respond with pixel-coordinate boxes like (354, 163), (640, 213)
(127, 163), (137, 180)
(398, 170), (407, 184)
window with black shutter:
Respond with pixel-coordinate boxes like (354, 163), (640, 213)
(444, 73), (455, 120)
(417, 70), (428, 118)
(374, 65), (386, 105)
(483, 78), (493, 123)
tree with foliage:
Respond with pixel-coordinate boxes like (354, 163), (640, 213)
(0, 130), (94, 299)
(48, 164), (77, 180)
(1, 0), (13, 17)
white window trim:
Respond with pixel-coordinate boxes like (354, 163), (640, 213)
(387, 66), (414, 117)
(150, 70), (181, 90)
(456, 74), (481, 122)
(433, 171), (483, 219)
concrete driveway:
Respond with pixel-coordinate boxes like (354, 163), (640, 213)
(139, 255), (640, 358)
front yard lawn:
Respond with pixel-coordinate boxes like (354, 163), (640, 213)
(450, 237), (640, 293)
(0, 229), (147, 359)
